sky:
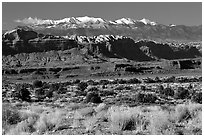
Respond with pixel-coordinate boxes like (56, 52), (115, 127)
(2, 2), (202, 30)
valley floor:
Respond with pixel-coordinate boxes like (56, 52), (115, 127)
(2, 72), (202, 135)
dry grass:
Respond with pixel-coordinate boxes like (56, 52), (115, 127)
(2, 101), (202, 135)
(83, 109), (109, 132)
(5, 107), (67, 135)
(34, 109), (66, 134)
(107, 106), (149, 133)
(29, 104), (45, 114)
(148, 110), (175, 135)
(72, 107), (95, 128)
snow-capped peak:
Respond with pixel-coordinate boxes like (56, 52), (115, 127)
(138, 18), (157, 25)
(76, 16), (105, 23)
(114, 18), (136, 24)
(15, 16), (159, 27)
(169, 24), (176, 27)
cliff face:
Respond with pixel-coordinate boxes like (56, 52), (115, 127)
(2, 28), (202, 68)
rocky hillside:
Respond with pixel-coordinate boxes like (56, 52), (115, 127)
(2, 27), (202, 68)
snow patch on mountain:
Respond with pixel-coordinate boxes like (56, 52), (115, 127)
(169, 24), (176, 27)
(138, 18), (157, 25)
(15, 16), (159, 26)
(114, 18), (136, 24)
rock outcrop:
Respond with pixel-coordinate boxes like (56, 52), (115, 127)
(2, 28), (202, 68)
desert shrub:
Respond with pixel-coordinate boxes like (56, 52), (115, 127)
(49, 83), (60, 91)
(86, 92), (102, 103)
(107, 106), (148, 133)
(144, 77), (155, 83)
(90, 96), (102, 104)
(187, 84), (193, 90)
(186, 103), (202, 118)
(198, 76), (202, 82)
(117, 79), (127, 84)
(41, 82), (50, 89)
(140, 85), (146, 91)
(191, 92), (202, 104)
(77, 82), (88, 91)
(2, 104), (22, 127)
(157, 85), (164, 93)
(160, 87), (174, 97)
(73, 107), (95, 128)
(83, 110), (108, 132)
(174, 104), (191, 122)
(34, 88), (45, 101)
(163, 76), (176, 83)
(114, 85), (125, 90)
(33, 80), (43, 88)
(99, 79), (110, 85)
(45, 89), (53, 98)
(83, 116), (98, 132)
(154, 77), (162, 82)
(57, 86), (67, 94)
(126, 78), (141, 84)
(174, 87), (189, 99)
(134, 93), (157, 103)
(13, 84), (31, 102)
(6, 116), (37, 135)
(75, 107), (95, 119)
(87, 87), (99, 92)
(185, 111), (202, 135)
(87, 80), (98, 85)
(34, 109), (65, 134)
(183, 103), (202, 135)
(94, 103), (109, 113)
(149, 110), (175, 135)
(99, 90), (117, 97)
(72, 79), (81, 84)
(115, 85), (131, 90)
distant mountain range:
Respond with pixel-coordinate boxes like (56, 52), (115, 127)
(12, 16), (201, 41)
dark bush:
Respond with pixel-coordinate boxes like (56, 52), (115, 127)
(57, 86), (67, 94)
(49, 83), (60, 91)
(157, 85), (164, 93)
(34, 88), (45, 101)
(41, 82), (50, 89)
(198, 77), (202, 82)
(77, 82), (88, 91)
(45, 89), (53, 98)
(2, 104), (21, 127)
(140, 85), (146, 91)
(99, 79), (110, 85)
(163, 76), (176, 83)
(127, 78), (141, 84)
(160, 87), (174, 97)
(86, 91), (102, 103)
(188, 84), (193, 90)
(99, 90), (117, 97)
(144, 77), (155, 83)
(174, 87), (189, 99)
(87, 80), (98, 85)
(134, 92), (157, 103)
(33, 80), (43, 88)
(90, 96), (102, 103)
(117, 79), (127, 84)
(191, 92), (202, 104)
(72, 79), (81, 84)
(154, 77), (162, 82)
(13, 84), (31, 102)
